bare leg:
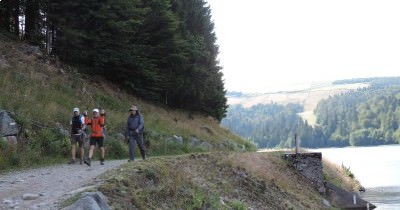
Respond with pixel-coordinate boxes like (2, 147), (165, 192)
(71, 144), (76, 160)
(89, 145), (95, 158)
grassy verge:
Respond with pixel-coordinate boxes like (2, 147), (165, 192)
(98, 152), (326, 209)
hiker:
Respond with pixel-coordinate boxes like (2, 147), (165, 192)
(82, 110), (90, 148)
(100, 109), (106, 137)
(125, 105), (146, 161)
(69, 107), (86, 164)
(84, 108), (105, 166)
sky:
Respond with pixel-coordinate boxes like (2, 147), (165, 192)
(206, 0), (400, 93)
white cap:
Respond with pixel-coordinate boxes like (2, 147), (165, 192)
(93, 108), (99, 113)
(73, 107), (79, 112)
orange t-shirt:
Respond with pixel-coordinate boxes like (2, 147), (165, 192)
(86, 116), (105, 137)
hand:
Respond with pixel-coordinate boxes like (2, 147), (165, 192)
(135, 129), (139, 133)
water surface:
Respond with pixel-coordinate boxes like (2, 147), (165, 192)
(313, 145), (400, 209)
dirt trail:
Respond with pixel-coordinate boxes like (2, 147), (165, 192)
(0, 159), (126, 209)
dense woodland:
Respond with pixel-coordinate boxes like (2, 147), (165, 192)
(0, 0), (227, 120)
(222, 78), (400, 148)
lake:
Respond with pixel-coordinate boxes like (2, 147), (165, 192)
(313, 145), (400, 209)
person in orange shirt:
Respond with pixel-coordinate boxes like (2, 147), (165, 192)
(84, 108), (105, 166)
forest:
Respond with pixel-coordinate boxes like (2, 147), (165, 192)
(222, 78), (400, 148)
(0, 0), (227, 120)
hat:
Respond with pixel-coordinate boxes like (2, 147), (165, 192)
(93, 108), (99, 113)
(73, 107), (79, 112)
(129, 105), (138, 111)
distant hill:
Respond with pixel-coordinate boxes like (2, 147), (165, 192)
(223, 77), (400, 148)
(227, 82), (369, 125)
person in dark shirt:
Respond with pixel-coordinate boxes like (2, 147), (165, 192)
(125, 105), (146, 161)
(69, 107), (85, 164)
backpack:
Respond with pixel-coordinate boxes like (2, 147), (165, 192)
(138, 112), (144, 133)
(71, 115), (83, 134)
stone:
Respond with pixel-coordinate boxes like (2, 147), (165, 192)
(22, 193), (40, 200)
(323, 198), (331, 207)
(166, 135), (183, 145)
(189, 137), (201, 147)
(0, 55), (10, 69)
(3, 199), (13, 204)
(0, 110), (19, 137)
(64, 192), (110, 210)
(199, 142), (213, 150)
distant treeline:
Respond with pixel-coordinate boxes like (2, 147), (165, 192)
(0, 0), (227, 120)
(333, 77), (400, 87)
(222, 78), (400, 148)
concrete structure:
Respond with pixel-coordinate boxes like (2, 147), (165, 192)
(283, 152), (376, 209)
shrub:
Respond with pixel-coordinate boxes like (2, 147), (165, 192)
(105, 136), (128, 159)
(232, 199), (247, 210)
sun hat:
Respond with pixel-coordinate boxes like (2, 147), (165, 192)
(93, 108), (99, 113)
(129, 105), (138, 111)
(73, 107), (79, 112)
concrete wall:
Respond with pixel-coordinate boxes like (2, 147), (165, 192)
(283, 152), (376, 209)
(283, 153), (326, 194)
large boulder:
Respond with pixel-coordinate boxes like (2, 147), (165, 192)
(0, 110), (19, 137)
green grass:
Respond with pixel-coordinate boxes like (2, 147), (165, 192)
(0, 35), (255, 171)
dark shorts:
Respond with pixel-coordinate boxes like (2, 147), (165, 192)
(71, 134), (83, 148)
(90, 137), (104, 147)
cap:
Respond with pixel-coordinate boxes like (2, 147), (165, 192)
(129, 105), (138, 111)
(73, 107), (79, 112)
(93, 108), (99, 113)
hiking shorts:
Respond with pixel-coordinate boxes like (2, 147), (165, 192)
(71, 134), (83, 148)
(90, 137), (104, 148)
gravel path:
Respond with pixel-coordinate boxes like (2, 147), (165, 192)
(0, 159), (127, 209)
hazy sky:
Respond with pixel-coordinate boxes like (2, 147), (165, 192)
(206, 0), (400, 93)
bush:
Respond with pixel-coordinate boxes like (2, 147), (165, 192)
(29, 128), (70, 157)
(104, 136), (128, 159)
(232, 199), (247, 210)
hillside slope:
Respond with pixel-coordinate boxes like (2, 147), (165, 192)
(0, 35), (253, 170)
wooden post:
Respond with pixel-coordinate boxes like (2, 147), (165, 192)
(295, 133), (300, 154)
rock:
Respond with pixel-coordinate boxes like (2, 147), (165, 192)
(199, 142), (213, 150)
(0, 110), (19, 137)
(323, 198), (331, 207)
(22, 193), (40, 200)
(20, 45), (42, 58)
(3, 199), (13, 204)
(0, 55), (10, 69)
(64, 192), (111, 210)
(189, 137), (201, 147)
(166, 135), (183, 145)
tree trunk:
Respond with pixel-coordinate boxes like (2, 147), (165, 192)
(12, 0), (20, 36)
(25, 0), (40, 44)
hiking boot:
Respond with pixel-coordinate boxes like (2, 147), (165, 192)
(68, 159), (76, 164)
(84, 157), (91, 167)
(100, 158), (104, 165)
(80, 159), (83, 165)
